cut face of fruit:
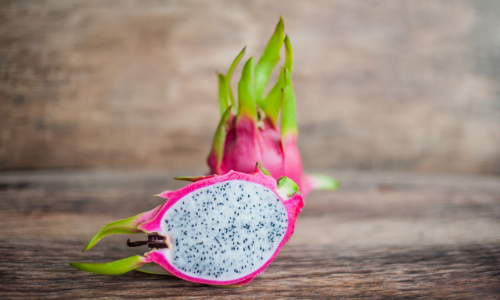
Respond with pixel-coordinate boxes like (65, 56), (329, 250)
(71, 166), (304, 287)
(160, 180), (288, 281)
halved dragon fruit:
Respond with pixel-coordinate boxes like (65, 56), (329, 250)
(207, 18), (338, 196)
(71, 165), (304, 287)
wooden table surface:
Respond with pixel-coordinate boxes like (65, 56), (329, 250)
(0, 169), (499, 299)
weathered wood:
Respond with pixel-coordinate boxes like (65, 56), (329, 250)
(0, 169), (499, 298)
(1, 1), (500, 173)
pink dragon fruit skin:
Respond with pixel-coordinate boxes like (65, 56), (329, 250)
(207, 18), (338, 196)
(70, 166), (304, 287)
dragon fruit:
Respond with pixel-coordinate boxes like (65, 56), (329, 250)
(70, 165), (304, 287)
(207, 18), (338, 196)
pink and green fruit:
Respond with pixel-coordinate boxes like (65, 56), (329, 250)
(207, 18), (338, 196)
(71, 166), (304, 287)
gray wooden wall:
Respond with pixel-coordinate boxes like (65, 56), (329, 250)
(1, 0), (499, 173)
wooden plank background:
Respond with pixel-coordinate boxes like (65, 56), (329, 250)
(1, 0), (500, 173)
(0, 169), (499, 298)
(2, 2), (499, 298)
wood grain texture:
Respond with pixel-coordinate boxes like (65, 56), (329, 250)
(1, 0), (500, 173)
(0, 169), (499, 299)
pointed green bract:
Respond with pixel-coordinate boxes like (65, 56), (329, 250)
(237, 57), (257, 124)
(208, 106), (231, 172)
(281, 68), (298, 138)
(228, 47), (246, 83)
(218, 47), (245, 116)
(277, 176), (299, 198)
(254, 162), (271, 176)
(227, 47), (246, 112)
(136, 263), (173, 275)
(284, 35), (293, 74)
(255, 17), (285, 106)
(261, 35), (294, 125)
(306, 174), (339, 190)
(228, 86), (236, 113)
(226, 46), (247, 113)
(218, 74), (229, 116)
(70, 255), (147, 275)
(258, 164), (271, 176)
(262, 68), (285, 125)
(83, 214), (143, 251)
(174, 175), (216, 182)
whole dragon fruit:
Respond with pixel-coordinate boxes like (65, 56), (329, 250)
(207, 18), (338, 196)
(71, 166), (304, 287)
